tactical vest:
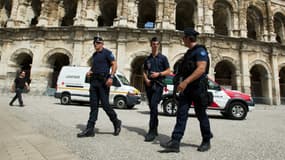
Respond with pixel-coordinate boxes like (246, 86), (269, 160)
(173, 45), (210, 86)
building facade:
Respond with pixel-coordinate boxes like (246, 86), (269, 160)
(1, 0), (285, 105)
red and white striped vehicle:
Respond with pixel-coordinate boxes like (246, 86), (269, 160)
(161, 76), (255, 120)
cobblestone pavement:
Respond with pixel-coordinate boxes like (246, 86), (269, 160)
(1, 94), (285, 160)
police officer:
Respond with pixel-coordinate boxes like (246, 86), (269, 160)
(77, 36), (122, 137)
(161, 28), (213, 152)
(143, 37), (171, 142)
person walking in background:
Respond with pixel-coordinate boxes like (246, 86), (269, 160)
(161, 28), (213, 152)
(143, 37), (171, 142)
(9, 71), (29, 107)
(77, 36), (122, 138)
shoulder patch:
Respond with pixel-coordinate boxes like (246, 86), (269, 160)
(200, 50), (207, 56)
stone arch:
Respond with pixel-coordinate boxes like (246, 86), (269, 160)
(10, 48), (33, 81)
(213, 0), (233, 36)
(43, 48), (72, 88)
(249, 60), (272, 104)
(61, 0), (78, 26)
(278, 64), (285, 104)
(175, 0), (197, 31)
(273, 12), (285, 44)
(137, 0), (156, 28)
(98, 0), (117, 27)
(247, 5), (264, 40)
(129, 51), (149, 93)
(214, 59), (237, 90)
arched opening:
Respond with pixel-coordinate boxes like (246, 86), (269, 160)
(30, 0), (42, 26)
(279, 67), (285, 104)
(47, 53), (70, 88)
(12, 53), (33, 84)
(137, 0), (156, 28)
(0, 0), (12, 27)
(274, 12), (285, 44)
(247, 5), (263, 40)
(250, 64), (269, 104)
(175, 0), (196, 31)
(213, 0), (232, 36)
(130, 56), (146, 94)
(214, 60), (236, 90)
(98, 0), (117, 27)
(61, 0), (78, 26)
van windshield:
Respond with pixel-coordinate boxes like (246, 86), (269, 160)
(117, 74), (130, 85)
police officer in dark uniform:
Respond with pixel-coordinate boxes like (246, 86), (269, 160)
(77, 36), (122, 137)
(143, 37), (171, 142)
(161, 28), (213, 152)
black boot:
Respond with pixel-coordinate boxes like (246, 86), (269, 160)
(144, 128), (158, 142)
(113, 120), (122, 136)
(197, 141), (211, 152)
(160, 139), (180, 152)
(77, 128), (95, 138)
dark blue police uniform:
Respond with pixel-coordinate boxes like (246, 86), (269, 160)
(86, 48), (119, 130)
(171, 45), (213, 143)
(143, 53), (170, 133)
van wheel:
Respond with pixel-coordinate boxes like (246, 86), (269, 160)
(127, 105), (135, 109)
(61, 94), (71, 105)
(115, 97), (126, 109)
(162, 98), (178, 116)
(228, 102), (247, 120)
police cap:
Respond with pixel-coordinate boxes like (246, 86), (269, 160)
(184, 27), (200, 37)
(150, 37), (159, 42)
(93, 36), (103, 43)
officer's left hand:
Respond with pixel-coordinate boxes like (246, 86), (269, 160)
(177, 80), (188, 92)
(150, 72), (160, 78)
(106, 78), (113, 87)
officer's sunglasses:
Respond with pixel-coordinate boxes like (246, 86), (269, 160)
(94, 42), (102, 45)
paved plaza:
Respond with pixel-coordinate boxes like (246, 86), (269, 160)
(0, 94), (285, 160)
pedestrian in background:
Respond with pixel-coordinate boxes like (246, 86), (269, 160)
(77, 36), (122, 138)
(161, 28), (213, 152)
(143, 37), (171, 142)
(9, 71), (29, 107)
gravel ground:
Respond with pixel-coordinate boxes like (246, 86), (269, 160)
(1, 94), (285, 160)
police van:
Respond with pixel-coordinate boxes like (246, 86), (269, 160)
(54, 66), (141, 109)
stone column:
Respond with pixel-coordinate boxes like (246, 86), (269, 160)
(196, 0), (204, 33)
(203, 0), (214, 34)
(83, 0), (99, 27)
(74, 0), (86, 26)
(116, 32), (129, 77)
(6, 0), (19, 27)
(271, 50), (281, 105)
(155, 0), (163, 29)
(126, 0), (138, 28)
(72, 30), (84, 66)
(113, 0), (128, 27)
(160, 0), (175, 30)
(30, 39), (49, 95)
(239, 4), (247, 38)
(232, 11), (240, 37)
(239, 44), (251, 94)
(37, 0), (49, 26)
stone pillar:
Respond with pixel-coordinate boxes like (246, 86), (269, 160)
(6, 0), (19, 27)
(203, 1), (214, 34)
(113, 0), (128, 27)
(30, 40), (49, 95)
(232, 11), (240, 37)
(265, 75), (273, 105)
(155, 0), (163, 29)
(196, 1), (204, 33)
(126, 0), (138, 28)
(239, 44), (251, 94)
(116, 32), (129, 78)
(74, 0), (86, 26)
(82, 0), (99, 27)
(266, 0), (276, 42)
(73, 30), (84, 66)
(160, 0), (175, 30)
(271, 51), (281, 105)
(37, 0), (49, 26)
(161, 33), (170, 57)
(239, 5), (247, 38)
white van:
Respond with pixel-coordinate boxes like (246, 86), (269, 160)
(54, 66), (141, 109)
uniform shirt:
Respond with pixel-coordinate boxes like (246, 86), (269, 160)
(143, 53), (170, 80)
(91, 48), (115, 74)
(14, 77), (26, 89)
